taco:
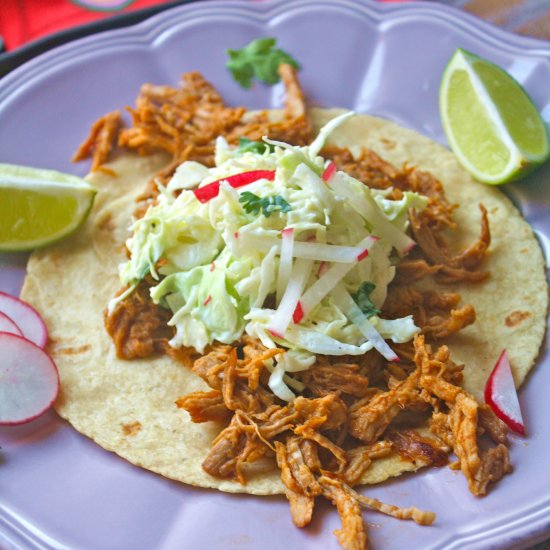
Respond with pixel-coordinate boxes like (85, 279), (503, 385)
(21, 66), (548, 547)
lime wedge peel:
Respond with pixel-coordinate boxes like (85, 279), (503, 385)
(440, 48), (550, 185)
(0, 163), (97, 252)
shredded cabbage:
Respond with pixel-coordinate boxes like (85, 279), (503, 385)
(115, 111), (427, 399)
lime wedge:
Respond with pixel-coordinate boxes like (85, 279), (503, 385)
(440, 48), (550, 184)
(0, 163), (96, 251)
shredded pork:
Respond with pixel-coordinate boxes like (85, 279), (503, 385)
(105, 280), (173, 359)
(73, 110), (121, 173)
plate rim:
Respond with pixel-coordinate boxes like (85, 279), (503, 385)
(2, 0), (550, 108)
(0, 1), (549, 549)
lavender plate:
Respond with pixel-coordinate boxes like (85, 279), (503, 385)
(0, 1), (549, 549)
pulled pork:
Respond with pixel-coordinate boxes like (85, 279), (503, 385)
(73, 110), (121, 174)
(75, 65), (312, 217)
(96, 66), (502, 550)
(105, 280), (174, 359)
(382, 287), (476, 340)
(176, 335), (503, 550)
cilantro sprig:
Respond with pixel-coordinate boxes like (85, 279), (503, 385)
(353, 282), (381, 319)
(226, 37), (300, 89)
(237, 138), (275, 155)
(239, 191), (291, 218)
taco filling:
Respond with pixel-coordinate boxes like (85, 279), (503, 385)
(22, 64), (547, 550)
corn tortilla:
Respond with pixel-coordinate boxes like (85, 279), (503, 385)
(21, 110), (548, 495)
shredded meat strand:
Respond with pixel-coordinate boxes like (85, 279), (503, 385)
(275, 441), (315, 528)
(409, 205), (491, 284)
(343, 441), (392, 486)
(342, 483), (436, 525)
(286, 436), (322, 497)
(176, 390), (231, 423)
(104, 281), (174, 359)
(278, 63), (308, 119)
(299, 359), (371, 397)
(387, 429), (449, 467)
(73, 110), (121, 172)
(383, 287), (476, 340)
(319, 476), (368, 550)
(348, 372), (421, 444)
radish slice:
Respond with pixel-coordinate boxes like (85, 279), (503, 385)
(0, 332), (59, 425)
(0, 311), (23, 337)
(292, 241), (368, 263)
(269, 258), (314, 337)
(330, 283), (399, 362)
(240, 233), (368, 264)
(277, 228), (295, 305)
(0, 292), (48, 348)
(484, 350), (525, 435)
(193, 170), (275, 203)
(294, 235), (379, 323)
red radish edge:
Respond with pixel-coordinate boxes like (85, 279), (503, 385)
(293, 302), (305, 324)
(356, 249), (369, 262)
(203, 295), (212, 306)
(484, 350), (525, 435)
(0, 332), (59, 426)
(0, 311), (23, 337)
(193, 170), (276, 203)
(403, 241), (417, 255)
(268, 329), (284, 340)
(322, 161), (336, 182)
(0, 291), (48, 348)
(316, 261), (329, 277)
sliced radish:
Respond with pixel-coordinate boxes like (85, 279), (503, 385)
(240, 233), (369, 264)
(294, 235), (379, 323)
(330, 283), (399, 362)
(0, 332), (59, 425)
(269, 258), (314, 338)
(322, 161), (337, 182)
(484, 350), (525, 435)
(0, 311), (23, 337)
(276, 228), (295, 305)
(0, 291), (48, 348)
(293, 241), (369, 263)
(193, 170), (275, 203)
(328, 173), (415, 255)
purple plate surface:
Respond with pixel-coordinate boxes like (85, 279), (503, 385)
(1, 1), (549, 549)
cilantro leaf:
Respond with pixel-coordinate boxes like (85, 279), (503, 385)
(226, 37), (300, 89)
(237, 138), (275, 155)
(353, 282), (381, 319)
(239, 191), (291, 218)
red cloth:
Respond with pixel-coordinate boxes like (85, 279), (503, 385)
(0, 0), (173, 51)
